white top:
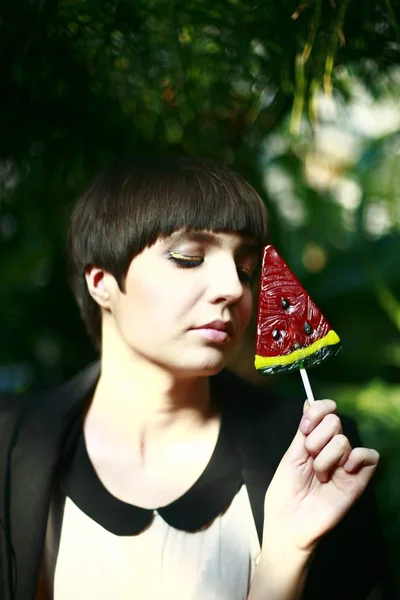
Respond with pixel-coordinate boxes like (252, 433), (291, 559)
(52, 484), (261, 600)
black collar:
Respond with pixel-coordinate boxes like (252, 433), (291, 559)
(60, 411), (242, 535)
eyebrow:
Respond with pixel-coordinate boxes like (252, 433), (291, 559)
(167, 230), (261, 256)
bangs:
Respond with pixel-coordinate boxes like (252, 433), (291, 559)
(98, 157), (269, 282)
(143, 165), (269, 247)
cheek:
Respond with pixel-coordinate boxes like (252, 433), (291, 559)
(114, 280), (157, 329)
(118, 275), (185, 334)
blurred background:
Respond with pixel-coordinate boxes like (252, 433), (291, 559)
(1, 0), (400, 590)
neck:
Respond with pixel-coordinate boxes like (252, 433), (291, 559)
(86, 339), (214, 443)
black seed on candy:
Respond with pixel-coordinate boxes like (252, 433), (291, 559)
(304, 322), (312, 335)
(272, 328), (280, 340)
(281, 298), (290, 309)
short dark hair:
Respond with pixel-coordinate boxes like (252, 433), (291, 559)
(67, 155), (269, 347)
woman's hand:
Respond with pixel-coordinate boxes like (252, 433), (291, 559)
(262, 399), (379, 555)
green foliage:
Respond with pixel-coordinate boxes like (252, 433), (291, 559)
(1, 0), (400, 589)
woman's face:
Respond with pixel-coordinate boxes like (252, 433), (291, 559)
(104, 230), (260, 377)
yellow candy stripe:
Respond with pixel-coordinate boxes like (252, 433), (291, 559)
(255, 330), (340, 370)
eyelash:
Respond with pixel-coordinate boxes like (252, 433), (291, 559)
(239, 269), (254, 285)
(168, 252), (203, 268)
(168, 252), (255, 285)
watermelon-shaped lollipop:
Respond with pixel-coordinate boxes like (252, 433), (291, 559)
(255, 245), (341, 401)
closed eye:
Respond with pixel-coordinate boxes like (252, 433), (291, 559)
(237, 267), (255, 286)
(168, 251), (256, 283)
(168, 251), (203, 268)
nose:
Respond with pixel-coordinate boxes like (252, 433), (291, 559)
(206, 258), (244, 305)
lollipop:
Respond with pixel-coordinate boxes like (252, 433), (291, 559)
(255, 245), (342, 402)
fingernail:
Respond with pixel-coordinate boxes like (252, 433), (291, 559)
(343, 459), (352, 471)
(300, 418), (311, 434)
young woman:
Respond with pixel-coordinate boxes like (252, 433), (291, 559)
(0, 156), (391, 600)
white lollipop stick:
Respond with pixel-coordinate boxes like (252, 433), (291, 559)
(300, 368), (315, 404)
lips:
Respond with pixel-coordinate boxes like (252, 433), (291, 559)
(191, 321), (232, 343)
(194, 320), (234, 336)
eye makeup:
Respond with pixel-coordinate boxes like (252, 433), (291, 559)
(168, 251), (203, 268)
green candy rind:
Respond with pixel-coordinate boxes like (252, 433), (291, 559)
(256, 343), (342, 376)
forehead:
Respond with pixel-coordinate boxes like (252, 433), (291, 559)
(159, 229), (261, 253)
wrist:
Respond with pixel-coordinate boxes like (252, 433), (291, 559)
(258, 541), (313, 573)
(261, 517), (319, 562)
(249, 544), (313, 600)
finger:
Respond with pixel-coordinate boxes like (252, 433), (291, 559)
(313, 434), (352, 482)
(299, 399), (337, 435)
(286, 400), (337, 464)
(304, 413), (343, 457)
(343, 447), (380, 474)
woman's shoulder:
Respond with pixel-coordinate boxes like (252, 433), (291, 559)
(0, 389), (31, 423)
(0, 391), (33, 467)
(0, 362), (100, 448)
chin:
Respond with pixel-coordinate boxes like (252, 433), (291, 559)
(184, 350), (229, 377)
(179, 364), (225, 379)
(199, 362), (225, 377)
(144, 343), (232, 378)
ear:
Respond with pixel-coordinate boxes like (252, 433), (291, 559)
(85, 266), (114, 309)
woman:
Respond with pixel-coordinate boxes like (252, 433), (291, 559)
(0, 156), (390, 600)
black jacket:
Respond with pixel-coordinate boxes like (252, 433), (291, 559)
(0, 364), (394, 600)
